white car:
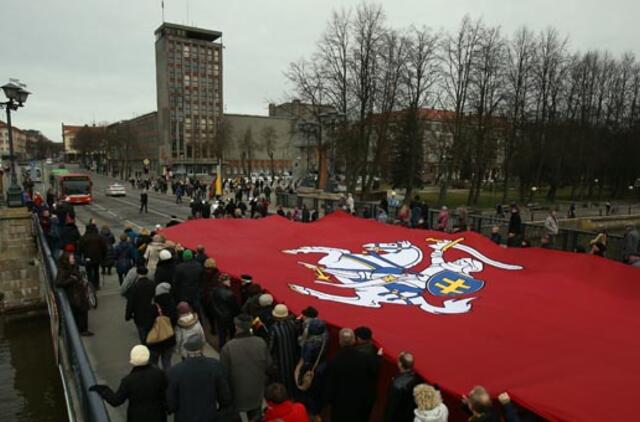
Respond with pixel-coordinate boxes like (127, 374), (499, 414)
(105, 183), (126, 197)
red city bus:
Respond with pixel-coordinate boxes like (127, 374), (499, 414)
(54, 173), (93, 205)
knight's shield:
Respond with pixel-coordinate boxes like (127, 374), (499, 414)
(427, 271), (484, 297)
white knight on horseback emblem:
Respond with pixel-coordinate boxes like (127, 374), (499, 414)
(283, 238), (523, 315)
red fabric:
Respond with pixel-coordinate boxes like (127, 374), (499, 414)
(263, 401), (309, 422)
(163, 212), (640, 421)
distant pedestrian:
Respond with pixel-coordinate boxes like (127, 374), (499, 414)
(115, 234), (137, 285)
(436, 206), (449, 231)
(544, 210), (559, 244)
(100, 225), (116, 275)
(90, 345), (167, 422)
(140, 189), (149, 213)
(166, 332), (232, 422)
(622, 225), (640, 263)
(507, 205), (522, 247)
(79, 224), (106, 291)
(221, 314), (272, 421)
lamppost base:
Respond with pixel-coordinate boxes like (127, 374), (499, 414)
(6, 185), (24, 208)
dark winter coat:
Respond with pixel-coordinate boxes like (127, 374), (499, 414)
(154, 259), (176, 286)
(173, 260), (203, 304)
(210, 286), (240, 325)
(91, 365), (167, 422)
(79, 228), (107, 263)
(383, 370), (423, 422)
(60, 222), (81, 250)
(148, 293), (178, 354)
(220, 332), (272, 412)
(166, 356), (232, 422)
(55, 257), (89, 311)
(327, 345), (380, 422)
(126, 277), (156, 331)
(269, 318), (300, 396)
(115, 241), (136, 275)
(100, 229), (116, 266)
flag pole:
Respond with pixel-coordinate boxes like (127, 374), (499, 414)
(161, 0), (165, 22)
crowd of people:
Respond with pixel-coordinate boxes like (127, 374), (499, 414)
(39, 208), (525, 422)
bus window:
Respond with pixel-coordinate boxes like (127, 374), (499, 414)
(62, 178), (91, 195)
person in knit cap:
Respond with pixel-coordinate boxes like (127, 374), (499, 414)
(144, 234), (166, 276)
(167, 332), (232, 422)
(173, 249), (204, 317)
(153, 249), (175, 286)
(174, 301), (204, 359)
(252, 293), (275, 343)
(90, 345), (167, 422)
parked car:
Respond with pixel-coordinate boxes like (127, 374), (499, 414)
(105, 183), (126, 197)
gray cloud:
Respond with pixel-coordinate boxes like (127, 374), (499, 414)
(1, 0), (638, 142)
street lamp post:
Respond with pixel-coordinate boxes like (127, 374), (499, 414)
(1, 82), (31, 207)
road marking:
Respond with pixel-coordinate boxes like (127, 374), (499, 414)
(108, 196), (175, 219)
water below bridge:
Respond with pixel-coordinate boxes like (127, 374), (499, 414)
(0, 315), (68, 422)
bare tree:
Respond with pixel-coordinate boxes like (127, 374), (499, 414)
(502, 26), (535, 202)
(239, 126), (257, 175)
(437, 15), (483, 203)
(391, 26), (441, 199)
(214, 117), (234, 160)
(466, 24), (506, 204)
(261, 125), (278, 177)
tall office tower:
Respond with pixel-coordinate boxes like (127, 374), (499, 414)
(155, 23), (223, 174)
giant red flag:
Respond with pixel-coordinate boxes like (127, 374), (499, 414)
(163, 212), (640, 421)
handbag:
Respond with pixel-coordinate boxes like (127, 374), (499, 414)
(146, 304), (174, 345)
(295, 339), (325, 392)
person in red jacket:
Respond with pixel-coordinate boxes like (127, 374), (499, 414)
(262, 383), (308, 422)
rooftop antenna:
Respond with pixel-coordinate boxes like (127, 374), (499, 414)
(161, 0), (165, 22)
(186, 0), (190, 26)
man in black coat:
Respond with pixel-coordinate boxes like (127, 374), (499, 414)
(126, 267), (156, 344)
(140, 189), (149, 213)
(211, 275), (240, 347)
(173, 249), (204, 316)
(383, 352), (422, 422)
(79, 224), (107, 290)
(166, 333), (232, 422)
(90, 345), (167, 422)
(327, 328), (381, 422)
(60, 217), (81, 252)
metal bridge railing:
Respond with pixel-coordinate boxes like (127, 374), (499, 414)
(33, 215), (110, 422)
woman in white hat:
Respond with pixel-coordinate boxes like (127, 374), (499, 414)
(89, 345), (167, 422)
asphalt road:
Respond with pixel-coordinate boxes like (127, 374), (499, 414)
(45, 164), (192, 235)
(39, 164), (217, 422)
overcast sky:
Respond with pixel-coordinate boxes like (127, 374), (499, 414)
(1, 0), (638, 142)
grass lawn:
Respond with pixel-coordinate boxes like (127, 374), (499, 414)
(410, 186), (638, 210)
